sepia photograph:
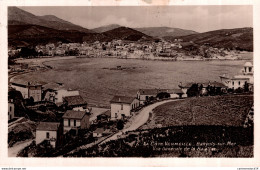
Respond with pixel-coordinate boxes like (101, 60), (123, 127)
(2, 0), (258, 164)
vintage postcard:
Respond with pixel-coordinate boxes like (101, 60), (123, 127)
(0, 0), (259, 167)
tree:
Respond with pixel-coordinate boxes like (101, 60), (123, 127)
(244, 81), (249, 92)
(117, 120), (124, 130)
(156, 92), (170, 99)
(187, 84), (199, 97)
(19, 47), (37, 58)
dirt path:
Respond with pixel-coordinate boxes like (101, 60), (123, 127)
(8, 140), (33, 157)
(102, 99), (182, 143)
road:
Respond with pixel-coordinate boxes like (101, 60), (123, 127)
(8, 140), (33, 157)
(102, 99), (181, 143)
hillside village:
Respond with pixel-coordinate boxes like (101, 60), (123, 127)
(8, 61), (254, 157)
(8, 38), (245, 62)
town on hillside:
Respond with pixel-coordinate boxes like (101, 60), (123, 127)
(8, 39), (246, 63)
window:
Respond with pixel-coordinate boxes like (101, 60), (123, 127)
(68, 119), (70, 127)
(232, 81), (234, 86)
(74, 120), (76, 127)
(46, 132), (49, 139)
(121, 104), (123, 110)
(238, 81), (240, 85)
(115, 113), (118, 118)
(10, 106), (12, 112)
(249, 67), (252, 72)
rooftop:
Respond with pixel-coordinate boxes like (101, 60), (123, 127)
(209, 81), (227, 88)
(63, 95), (87, 106)
(244, 62), (253, 67)
(110, 95), (136, 104)
(63, 110), (86, 119)
(37, 122), (60, 131)
(232, 76), (250, 80)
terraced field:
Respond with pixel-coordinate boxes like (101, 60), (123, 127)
(152, 95), (253, 127)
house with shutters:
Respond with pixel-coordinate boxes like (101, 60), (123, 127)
(62, 110), (90, 134)
(36, 122), (62, 148)
(110, 95), (140, 120)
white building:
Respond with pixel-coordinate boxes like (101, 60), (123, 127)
(43, 83), (79, 105)
(36, 122), (61, 148)
(220, 62), (254, 90)
(110, 95), (140, 120)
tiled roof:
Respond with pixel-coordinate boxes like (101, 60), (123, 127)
(209, 82), (227, 88)
(110, 95), (135, 104)
(37, 122), (60, 131)
(63, 95), (87, 106)
(63, 110), (86, 119)
(139, 88), (184, 95)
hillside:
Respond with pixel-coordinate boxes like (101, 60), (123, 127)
(166, 27), (253, 51)
(92, 24), (121, 33)
(8, 7), (92, 33)
(8, 25), (152, 47)
(135, 27), (197, 38)
(103, 27), (154, 41)
(8, 24), (96, 47)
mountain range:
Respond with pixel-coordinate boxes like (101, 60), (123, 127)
(8, 7), (92, 33)
(92, 24), (198, 38)
(8, 7), (253, 51)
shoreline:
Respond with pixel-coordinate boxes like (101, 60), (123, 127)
(14, 51), (253, 67)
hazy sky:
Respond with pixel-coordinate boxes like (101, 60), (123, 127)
(19, 6), (253, 32)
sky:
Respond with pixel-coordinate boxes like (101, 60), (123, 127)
(19, 6), (253, 32)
